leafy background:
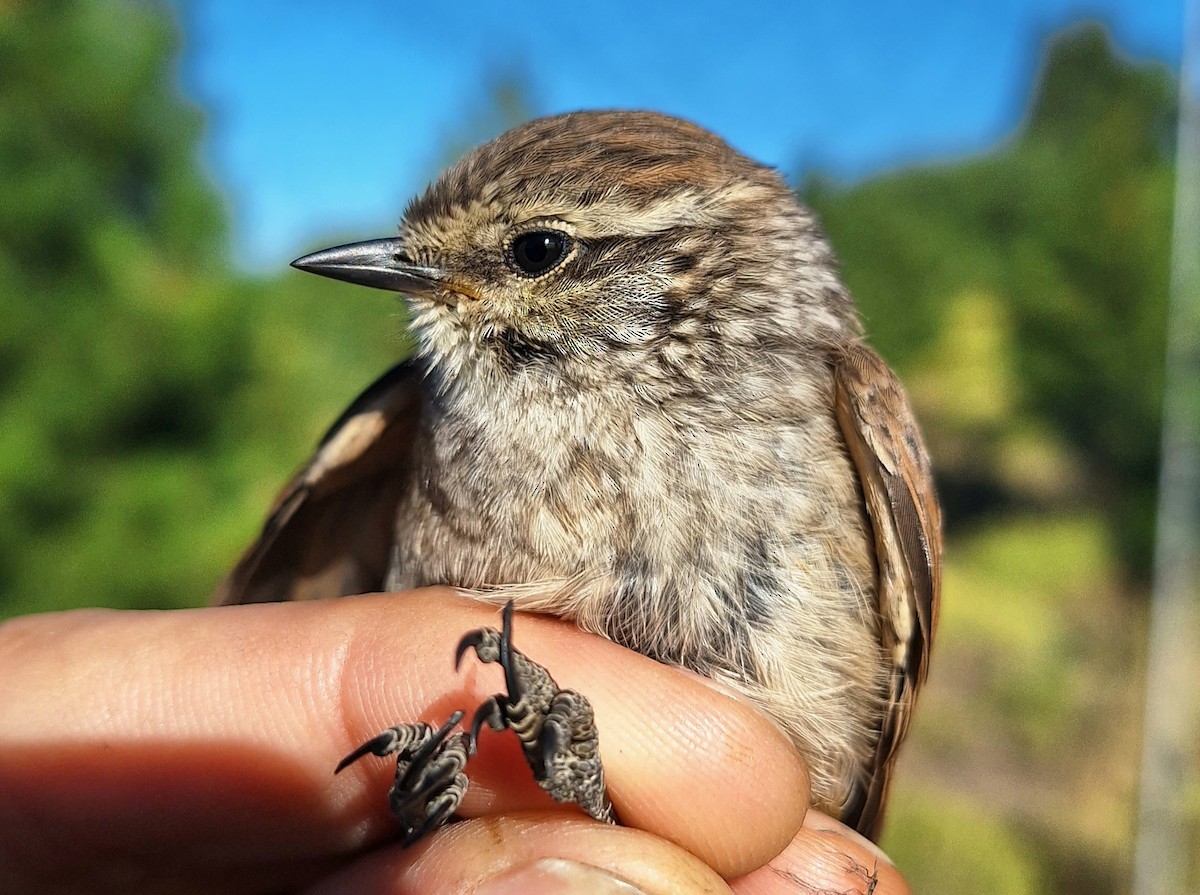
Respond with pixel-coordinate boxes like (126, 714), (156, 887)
(0, 3), (1193, 892)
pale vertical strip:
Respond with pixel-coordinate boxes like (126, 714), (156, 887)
(1133, 3), (1200, 892)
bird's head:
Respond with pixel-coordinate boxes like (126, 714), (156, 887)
(294, 111), (858, 387)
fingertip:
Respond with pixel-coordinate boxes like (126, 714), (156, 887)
(731, 810), (910, 895)
(501, 617), (810, 877)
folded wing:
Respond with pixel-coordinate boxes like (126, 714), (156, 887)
(213, 360), (422, 605)
(833, 341), (943, 839)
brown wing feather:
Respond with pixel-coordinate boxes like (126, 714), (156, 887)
(212, 360), (422, 605)
(833, 341), (942, 840)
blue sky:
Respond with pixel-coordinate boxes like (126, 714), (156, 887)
(172, 1), (1184, 271)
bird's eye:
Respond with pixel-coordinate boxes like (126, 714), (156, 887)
(510, 230), (570, 277)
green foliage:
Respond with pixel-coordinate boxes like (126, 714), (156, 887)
(884, 792), (1049, 895)
(0, 1), (223, 275)
(1, 0), (223, 611)
(0, 8), (1178, 892)
(806, 23), (1175, 575)
(0, 0), (400, 613)
(886, 510), (1144, 894)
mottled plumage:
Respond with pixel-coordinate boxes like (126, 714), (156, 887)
(214, 110), (941, 840)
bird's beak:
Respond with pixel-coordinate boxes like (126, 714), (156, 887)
(291, 238), (448, 300)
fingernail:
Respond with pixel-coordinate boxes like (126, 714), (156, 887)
(477, 858), (646, 894)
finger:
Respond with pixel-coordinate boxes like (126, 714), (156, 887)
(426, 596), (809, 877)
(306, 812), (731, 895)
(730, 810), (910, 895)
(0, 588), (806, 887)
(0, 603), (370, 893)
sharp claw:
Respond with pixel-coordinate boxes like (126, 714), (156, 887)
(468, 696), (505, 747)
(499, 600), (521, 701)
(500, 601), (514, 659)
(429, 710), (465, 754)
(335, 729), (398, 774)
(468, 706), (487, 747)
(334, 747), (370, 776)
(455, 630), (486, 670)
(501, 599), (515, 635)
(441, 710), (466, 736)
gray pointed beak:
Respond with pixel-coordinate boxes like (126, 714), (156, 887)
(291, 238), (447, 299)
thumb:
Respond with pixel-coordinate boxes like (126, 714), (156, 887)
(306, 813), (730, 895)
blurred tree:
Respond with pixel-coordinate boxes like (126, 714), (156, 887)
(1011, 26), (1174, 579)
(0, 0), (399, 614)
(0, 0), (244, 613)
(806, 24), (1175, 578)
(0, 6), (1179, 892)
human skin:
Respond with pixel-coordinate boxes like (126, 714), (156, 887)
(0, 588), (909, 894)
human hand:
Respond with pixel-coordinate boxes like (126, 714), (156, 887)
(0, 588), (909, 893)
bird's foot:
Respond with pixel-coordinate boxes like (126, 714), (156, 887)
(336, 711), (471, 847)
(457, 601), (615, 825)
(338, 602), (613, 846)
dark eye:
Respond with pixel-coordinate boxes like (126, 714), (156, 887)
(510, 230), (570, 276)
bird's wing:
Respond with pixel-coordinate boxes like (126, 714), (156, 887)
(832, 341), (942, 841)
(212, 360), (423, 605)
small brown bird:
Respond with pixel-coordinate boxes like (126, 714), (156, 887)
(215, 110), (941, 844)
